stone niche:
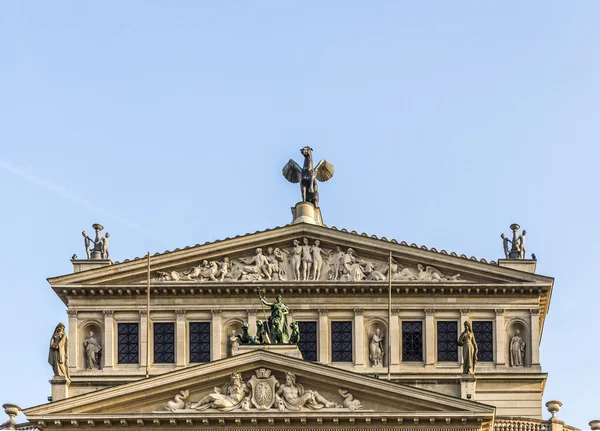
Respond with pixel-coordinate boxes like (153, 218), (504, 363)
(507, 319), (529, 367)
(78, 320), (103, 370)
(223, 318), (244, 358)
(365, 319), (388, 368)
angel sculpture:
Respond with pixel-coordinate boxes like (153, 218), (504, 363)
(282, 147), (334, 207)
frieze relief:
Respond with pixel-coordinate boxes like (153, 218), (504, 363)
(150, 239), (466, 283)
(160, 368), (363, 413)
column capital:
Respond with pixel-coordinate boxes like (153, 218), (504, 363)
(66, 309), (78, 317)
(211, 309), (222, 316)
(391, 308), (401, 316)
(103, 310), (114, 316)
(246, 309), (257, 316)
(460, 308), (470, 316)
(318, 308), (328, 316)
(495, 308), (505, 316)
(175, 309), (186, 316)
(530, 308), (540, 316)
(139, 309), (148, 316)
(353, 308), (364, 316)
(424, 308), (435, 316)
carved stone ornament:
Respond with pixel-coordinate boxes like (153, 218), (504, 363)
(248, 368), (278, 410)
(500, 223), (527, 260)
(163, 369), (362, 412)
(150, 241), (466, 284)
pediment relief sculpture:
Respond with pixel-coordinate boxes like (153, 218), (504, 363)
(161, 369), (362, 413)
(150, 239), (465, 283)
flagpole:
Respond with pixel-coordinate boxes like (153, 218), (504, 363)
(388, 251), (392, 381)
(146, 252), (151, 378)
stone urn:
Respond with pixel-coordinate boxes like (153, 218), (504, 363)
(545, 400), (562, 418)
(2, 404), (22, 429)
(589, 420), (600, 430)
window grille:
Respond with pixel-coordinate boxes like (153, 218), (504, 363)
(472, 321), (494, 361)
(297, 321), (318, 361)
(331, 321), (353, 362)
(117, 323), (139, 364)
(402, 321), (423, 362)
(437, 321), (458, 361)
(153, 322), (175, 363)
(189, 322), (210, 363)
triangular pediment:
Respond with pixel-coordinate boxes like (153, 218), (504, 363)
(24, 350), (495, 427)
(50, 223), (552, 287)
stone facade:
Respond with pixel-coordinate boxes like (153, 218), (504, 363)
(3, 208), (585, 431)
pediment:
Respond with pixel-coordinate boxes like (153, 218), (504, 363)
(49, 223), (552, 287)
(25, 350), (494, 427)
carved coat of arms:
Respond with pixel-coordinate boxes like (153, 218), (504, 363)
(247, 368), (279, 410)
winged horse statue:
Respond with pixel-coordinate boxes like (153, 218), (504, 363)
(282, 147), (334, 207)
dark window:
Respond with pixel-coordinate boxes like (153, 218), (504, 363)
(297, 321), (317, 361)
(472, 321), (494, 361)
(331, 321), (353, 362)
(118, 323), (139, 364)
(153, 322), (175, 363)
(437, 321), (458, 361)
(189, 322), (211, 363)
(402, 321), (423, 361)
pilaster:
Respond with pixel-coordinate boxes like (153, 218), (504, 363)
(424, 308), (435, 366)
(530, 308), (541, 365)
(390, 309), (400, 366)
(66, 310), (78, 372)
(139, 310), (148, 368)
(318, 309), (328, 364)
(353, 308), (364, 367)
(246, 309), (257, 334)
(211, 309), (222, 361)
(175, 309), (186, 367)
(103, 310), (114, 369)
(495, 309), (506, 365)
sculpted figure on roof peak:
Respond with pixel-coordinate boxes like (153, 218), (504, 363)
(282, 147), (334, 207)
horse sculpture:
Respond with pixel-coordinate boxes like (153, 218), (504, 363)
(282, 147), (334, 207)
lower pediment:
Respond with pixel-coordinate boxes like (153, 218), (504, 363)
(25, 350), (495, 428)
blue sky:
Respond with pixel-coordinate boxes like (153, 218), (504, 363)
(1, 2), (599, 427)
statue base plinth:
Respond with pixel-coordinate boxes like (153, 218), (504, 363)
(71, 259), (112, 273)
(50, 376), (70, 401)
(291, 202), (323, 226)
(459, 375), (476, 401)
(234, 344), (303, 359)
(497, 259), (537, 274)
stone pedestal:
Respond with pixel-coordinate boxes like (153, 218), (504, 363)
(291, 202), (323, 225)
(460, 376), (476, 401)
(497, 259), (537, 273)
(71, 259), (112, 273)
(50, 377), (69, 401)
(234, 344), (303, 359)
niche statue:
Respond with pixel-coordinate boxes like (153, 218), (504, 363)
(510, 329), (526, 367)
(83, 331), (102, 370)
(369, 328), (384, 367)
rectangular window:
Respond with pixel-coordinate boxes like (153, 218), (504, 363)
(472, 321), (494, 361)
(118, 323), (139, 364)
(331, 321), (353, 362)
(297, 321), (318, 361)
(437, 321), (458, 362)
(402, 321), (423, 362)
(189, 322), (211, 363)
(153, 322), (175, 363)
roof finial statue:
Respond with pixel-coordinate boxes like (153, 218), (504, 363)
(282, 147), (334, 207)
(501, 224), (527, 259)
(82, 224), (110, 260)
